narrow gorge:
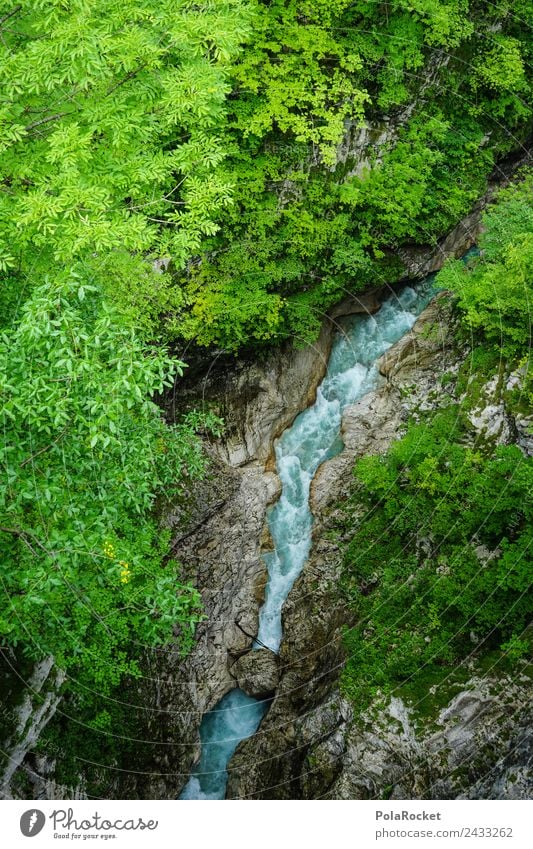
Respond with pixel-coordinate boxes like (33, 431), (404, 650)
(1, 0), (531, 805)
(180, 277), (437, 799)
(2, 177), (531, 801)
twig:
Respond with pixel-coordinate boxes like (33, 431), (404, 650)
(20, 426), (68, 467)
(0, 5), (22, 28)
(24, 112), (65, 132)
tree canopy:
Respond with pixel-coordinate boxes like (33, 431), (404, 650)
(0, 0), (249, 278)
(0, 0), (241, 720)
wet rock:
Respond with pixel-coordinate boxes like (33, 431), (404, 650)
(172, 321), (335, 469)
(379, 293), (453, 379)
(328, 288), (383, 322)
(230, 649), (280, 699)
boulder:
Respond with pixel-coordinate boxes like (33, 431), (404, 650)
(230, 649), (280, 699)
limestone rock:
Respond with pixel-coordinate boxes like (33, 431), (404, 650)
(226, 286), (533, 801)
(230, 649), (279, 699)
(0, 657), (66, 799)
(469, 403), (511, 442)
(316, 674), (533, 801)
(171, 321), (334, 468)
(379, 292), (453, 379)
(328, 288), (382, 322)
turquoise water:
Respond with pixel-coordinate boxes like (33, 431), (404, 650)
(180, 688), (268, 800)
(180, 279), (436, 800)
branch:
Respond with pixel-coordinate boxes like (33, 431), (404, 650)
(20, 426), (68, 468)
(0, 5), (22, 28)
(24, 112), (65, 133)
(106, 62), (148, 97)
(0, 525), (38, 556)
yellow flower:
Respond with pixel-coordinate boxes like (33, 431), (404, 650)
(103, 540), (116, 559)
(119, 560), (131, 584)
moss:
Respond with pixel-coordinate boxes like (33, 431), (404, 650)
(440, 371), (456, 387)
(417, 321), (445, 343)
(399, 383), (416, 399)
(395, 664), (472, 727)
(10, 767), (34, 798)
(455, 345), (502, 410)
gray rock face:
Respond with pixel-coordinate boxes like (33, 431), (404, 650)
(329, 675), (532, 800)
(134, 283), (461, 800)
(230, 649), (279, 699)
(515, 414), (533, 456)
(130, 459), (282, 798)
(173, 285), (453, 474)
(175, 320), (334, 469)
(469, 402), (511, 442)
(134, 280), (423, 800)
(335, 53), (450, 180)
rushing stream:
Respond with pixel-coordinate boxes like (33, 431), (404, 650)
(180, 278), (437, 800)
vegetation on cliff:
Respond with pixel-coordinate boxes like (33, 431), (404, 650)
(340, 177), (533, 713)
(168, 0), (531, 349)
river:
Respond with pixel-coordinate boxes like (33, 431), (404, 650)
(180, 278), (436, 800)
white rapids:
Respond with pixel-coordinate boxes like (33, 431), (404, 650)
(180, 279), (436, 800)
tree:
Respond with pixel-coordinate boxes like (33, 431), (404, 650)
(0, 0), (246, 687)
(171, 0), (530, 352)
(0, 271), (221, 692)
(0, 0), (250, 320)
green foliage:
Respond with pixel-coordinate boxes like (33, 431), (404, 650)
(1, 0), (531, 352)
(341, 177), (533, 710)
(474, 35), (528, 93)
(0, 0), (249, 277)
(339, 411), (533, 707)
(231, 0), (370, 164)
(0, 271), (215, 692)
(171, 0), (531, 351)
(0, 1), (247, 709)
(0, 2), (248, 782)
(0, 0), (531, 786)
(438, 173), (533, 359)
(407, 0), (473, 47)
(338, 114), (493, 246)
